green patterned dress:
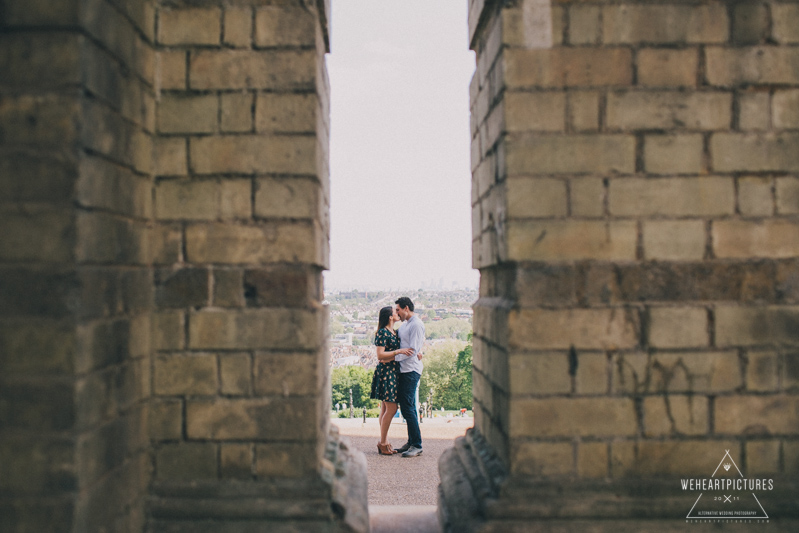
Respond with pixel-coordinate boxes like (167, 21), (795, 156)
(370, 328), (400, 403)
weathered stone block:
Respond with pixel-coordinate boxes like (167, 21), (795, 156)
(643, 220), (706, 261)
(507, 134), (635, 175)
(243, 267), (311, 308)
(186, 397), (317, 440)
(773, 89), (799, 128)
(715, 305), (799, 346)
(0, 319), (75, 374)
(607, 91), (731, 130)
(570, 178), (604, 217)
(186, 222), (320, 265)
(155, 179), (251, 221)
(644, 134), (703, 175)
(776, 177), (799, 215)
(785, 441), (799, 473)
(255, 93), (318, 133)
(507, 220), (637, 262)
(509, 308), (639, 350)
(643, 396), (708, 436)
(76, 212), (149, 265)
(574, 353), (607, 394)
(738, 176), (773, 217)
(220, 353), (251, 395)
(773, 4), (799, 43)
(511, 397), (638, 437)
(156, 443), (217, 480)
(154, 137), (187, 177)
(150, 224), (182, 265)
(149, 399), (182, 440)
(188, 309), (321, 350)
(220, 444), (252, 479)
(1, 379), (75, 431)
(603, 4), (728, 44)
(213, 268), (244, 307)
(738, 91), (770, 131)
(254, 6), (316, 47)
(612, 441), (739, 477)
(151, 310), (184, 351)
(511, 441), (573, 476)
(154, 353), (217, 396)
(255, 442), (317, 478)
(515, 265), (576, 306)
(190, 135), (317, 175)
(254, 177), (320, 220)
(220, 92), (253, 133)
(577, 442), (607, 479)
(157, 94), (216, 134)
(155, 267), (208, 308)
(732, 3), (769, 44)
(506, 177), (567, 218)
(609, 177), (734, 217)
(614, 351), (741, 394)
(224, 7), (252, 48)
(504, 48), (633, 89)
(508, 353), (571, 395)
(715, 395), (799, 435)
(706, 47), (799, 86)
(712, 133), (799, 172)
(158, 8), (220, 46)
(567, 91), (599, 132)
(0, 34), (80, 89)
(0, 436), (75, 494)
(504, 92), (564, 132)
(714, 220), (799, 259)
(746, 440), (780, 474)
(568, 6), (600, 45)
(254, 352), (319, 397)
(649, 307), (708, 348)
(0, 152), (76, 203)
(501, 4), (563, 47)
(637, 48), (698, 88)
(190, 50), (316, 90)
(747, 350), (779, 392)
(158, 51), (186, 91)
(0, 94), (80, 147)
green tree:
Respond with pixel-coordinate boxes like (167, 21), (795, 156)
(331, 366), (378, 409)
(425, 317), (471, 340)
(330, 320), (345, 335)
(419, 340), (472, 410)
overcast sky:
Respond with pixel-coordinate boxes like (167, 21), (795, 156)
(323, 1), (478, 291)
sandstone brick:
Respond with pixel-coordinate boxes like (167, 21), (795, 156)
(716, 394), (799, 435)
(0, 207), (74, 263)
(155, 179), (251, 221)
(157, 94), (216, 134)
(0, 94), (80, 147)
(220, 444), (252, 479)
(474, 155), (496, 200)
(213, 269), (244, 307)
(504, 48), (632, 89)
(158, 8), (220, 46)
(154, 353), (217, 396)
(714, 220), (799, 259)
(501, 4), (563, 47)
(609, 177), (734, 217)
(185, 222), (320, 265)
(575, 353), (607, 394)
(570, 178), (604, 217)
(773, 4), (799, 43)
(732, 3), (769, 44)
(0, 33), (81, 89)
(243, 267), (313, 308)
(577, 442), (607, 479)
(256, 443), (317, 478)
(776, 177), (799, 215)
(746, 440), (780, 474)
(157, 51), (186, 90)
(511, 397), (638, 437)
(0, 436), (75, 494)
(567, 91), (599, 132)
(155, 267), (207, 309)
(254, 177), (320, 220)
(643, 220), (706, 261)
(614, 351), (741, 394)
(773, 89), (799, 129)
(568, 6), (600, 45)
(738, 92), (770, 131)
(506, 135), (635, 175)
(220, 92), (253, 133)
(738, 176), (773, 217)
(504, 92), (565, 132)
(224, 7), (252, 48)
(649, 307), (708, 348)
(254, 6), (316, 47)
(154, 137), (187, 177)
(76, 212), (149, 265)
(189, 309), (321, 350)
(0, 319), (75, 374)
(715, 305), (799, 346)
(712, 133), (799, 172)
(254, 352), (320, 396)
(151, 311), (184, 351)
(508, 353), (571, 395)
(607, 91), (731, 131)
(508, 219), (637, 262)
(1, 0), (80, 27)
(602, 4), (728, 44)
(785, 441), (799, 473)
(220, 353), (251, 395)
(511, 441), (573, 477)
(509, 308), (639, 350)
(747, 350), (779, 392)
(644, 134), (703, 175)
(643, 396), (708, 436)
(612, 441), (739, 477)
(190, 135), (317, 175)
(706, 47), (799, 86)
(156, 443), (217, 481)
(186, 397), (317, 440)
(506, 177), (567, 218)
(190, 50), (316, 90)
(637, 48), (698, 88)
(149, 399), (182, 440)
(0, 152), (76, 204)
(150, 224), (182, 265)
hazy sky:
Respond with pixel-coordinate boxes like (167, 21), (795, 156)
(324, 1), (478, 291)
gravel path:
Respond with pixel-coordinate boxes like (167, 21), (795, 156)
(334, 417), (473, 506)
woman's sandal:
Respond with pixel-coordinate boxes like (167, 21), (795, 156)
(377, 443), (394, 456)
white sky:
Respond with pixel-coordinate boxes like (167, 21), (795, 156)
(323, 1), (478, 291)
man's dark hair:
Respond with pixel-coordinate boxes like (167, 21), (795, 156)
(395, 296), (414, 312)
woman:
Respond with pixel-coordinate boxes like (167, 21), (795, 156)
(370, 306), (412, 455)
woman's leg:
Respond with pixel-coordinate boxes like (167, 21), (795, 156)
(378, 401), (386, 433)
(380, 402), (398, 445)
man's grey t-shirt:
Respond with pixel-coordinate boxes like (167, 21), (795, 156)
(395, 314), (425, 374)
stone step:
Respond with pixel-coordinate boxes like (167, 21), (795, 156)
(369, 505), (440, 533)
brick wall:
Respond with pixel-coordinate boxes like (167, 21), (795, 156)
(443, 0), (799, 530)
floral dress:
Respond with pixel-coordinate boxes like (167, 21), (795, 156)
(370, 328), (400, 403)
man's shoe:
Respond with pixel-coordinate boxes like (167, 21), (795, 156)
(394, 442), (411, 454)
(401, 446), (423, 458)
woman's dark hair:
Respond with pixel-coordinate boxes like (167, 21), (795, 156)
(395, 296), (414, 312)
(376, 306), (393, 333)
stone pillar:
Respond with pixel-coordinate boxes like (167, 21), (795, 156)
(148, 1), (367, 532)
(441, 0), (799, 530)
(1, 0), (156, 531)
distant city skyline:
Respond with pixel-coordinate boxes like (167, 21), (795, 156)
(324, 1), (478, 292)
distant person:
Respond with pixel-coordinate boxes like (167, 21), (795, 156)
(370, 306), (413, 455)
(392, 296), (425, 458)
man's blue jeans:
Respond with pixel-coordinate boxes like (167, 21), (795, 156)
(398, 371), (422, 448)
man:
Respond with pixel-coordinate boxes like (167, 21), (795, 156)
(392, 296), (424, 458)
